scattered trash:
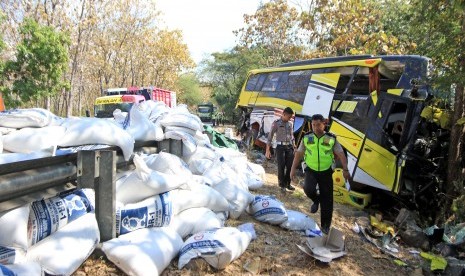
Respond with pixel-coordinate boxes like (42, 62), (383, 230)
(297, 227), (346, 263)
(420, 251), (447, 272)
(243, 257), (261, 274)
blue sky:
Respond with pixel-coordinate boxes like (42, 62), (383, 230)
(156, 0), (263, 63)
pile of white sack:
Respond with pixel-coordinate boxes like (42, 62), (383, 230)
(0, 103), (323, 275)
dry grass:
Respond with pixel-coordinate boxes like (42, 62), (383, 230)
(75, 155), (418, 276)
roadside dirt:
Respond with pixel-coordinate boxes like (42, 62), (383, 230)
(74, 148), (417, 276)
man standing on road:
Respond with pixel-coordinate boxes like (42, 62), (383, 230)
(290, 114), (350, 234)
(266, 107), (296, 193)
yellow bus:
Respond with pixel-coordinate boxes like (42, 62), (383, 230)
(237, 55), (449, 210)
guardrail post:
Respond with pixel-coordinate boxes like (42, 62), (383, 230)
(95, 150), (116, 241)
(157, 139), (183, 156)
(77, 151), (97, 189)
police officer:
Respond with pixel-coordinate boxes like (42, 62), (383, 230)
(290, 114), (350, 234)
(266, 107), (296, 192)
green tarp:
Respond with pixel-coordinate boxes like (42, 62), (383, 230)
(203, 125), (238, 150)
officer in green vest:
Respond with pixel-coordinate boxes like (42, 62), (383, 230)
(290, 114), (350, 234)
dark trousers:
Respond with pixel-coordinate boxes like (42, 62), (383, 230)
(275, 145), (294, 188)
(303, 168), (334, 230)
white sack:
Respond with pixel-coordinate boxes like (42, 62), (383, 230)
(0, 246), (25, 265)
(59, 117), (134, 160)
(26, 212), (100, 276)
(143, 152), (191, 176)
(143, 100), (170, 122)
(245, 171), (264, 190)
(213, 177), (254, 219)
(116, 155), (188, 204)
(0, 262), (43, 276)
(102, 227), (183, 276)
(279, 210), (322, 237)
(246, 195), (288, 225)
(0, 205), (29, 250)
(159, 112), (202, 132)
(247, 162), (266, 178)
(0, 108), (61, 128)
(188, 158), (213, 175)
(171, 184), (230, 214)
(2, 126), (66, 153)
(178, 224), (256, 270)
(169, 207), (223, 238)
(164, 126), (197, 137)
(116, 193), (172, 236)
(28, 189), (95, 247)
(118, 105), (164, 142)
(0, 146), (55, 164)
(0, 133), (2, 154)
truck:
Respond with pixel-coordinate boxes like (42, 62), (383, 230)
(94, 86), (177, 118)
(94, 94), (146, 118)
(236, 55), (451, 216)
(197, 103), (216, 124)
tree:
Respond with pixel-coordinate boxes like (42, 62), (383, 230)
(3, 18), (70, 107)
(408, 0), (465, 205)
(300, 0), (416, 57)
(234, 0), (307, 66)
(200, 48), (266, 122)
(175, 73), (202, 108)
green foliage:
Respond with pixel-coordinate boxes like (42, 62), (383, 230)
(175, 73), (202, 108)
(200, 48), (266, 121)
(4, 18), (70, 107)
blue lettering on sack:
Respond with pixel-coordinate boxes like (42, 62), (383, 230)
(179, 239), (225, 257)
(254, 207), (285, 218)
(0, 264), (15, 276)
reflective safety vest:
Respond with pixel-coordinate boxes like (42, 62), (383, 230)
(303, 132), (336, 171)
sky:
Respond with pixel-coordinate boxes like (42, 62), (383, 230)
(156, 0), (263, 63)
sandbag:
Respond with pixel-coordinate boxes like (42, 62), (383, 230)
(116, 193), (173, 236)
(2, 126), (66, 153)
(164, 126), (197, 137)
(26, 212), (100, 276)
(0, 133), (2, 154)
(279, 210), (322, 237)
(244, 171), (264, 190)
(0, 262), (43, 276)
(0, 206), (29, 250)
(0, 108), (62, 128)
(0, 189), (94, 250)
(59, 117), (134, 160)
(116, 155), (188, 204)
(0, 245), (25, 265)
(247, 162), (266, 180)
(117, 104), (164, 142)
(169, 207), (223, 238)
(159, 112), (202, 132)
(178, 224), (256, 270)
(28, 189), (95, 247)
(170, 184), (230, 214)
(102, 227), (183, 276)
(213, 177), (254, 219)
(143, 152), (191, 176)
(246, 195), (288, 225)
(0, 146), (56, 164)
(188, 158), (213, 175)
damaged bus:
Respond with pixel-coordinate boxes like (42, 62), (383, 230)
(236, 55), (451, 212)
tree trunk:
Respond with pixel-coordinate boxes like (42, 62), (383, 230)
(447, 84), (465, 194)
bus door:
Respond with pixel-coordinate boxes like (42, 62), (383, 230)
(302, 73), (341, 118)
(353, 93), (412, 192)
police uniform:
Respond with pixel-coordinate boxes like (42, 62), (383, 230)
(267, 118), (295, 190)
(296, 131), (344, 232)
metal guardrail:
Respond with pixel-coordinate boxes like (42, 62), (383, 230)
(0, 139), (183, 242)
